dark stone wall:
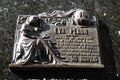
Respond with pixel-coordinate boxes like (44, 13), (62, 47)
(0, 0), (119, 79)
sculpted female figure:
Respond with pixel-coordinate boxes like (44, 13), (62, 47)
(12, 16), (55, 64)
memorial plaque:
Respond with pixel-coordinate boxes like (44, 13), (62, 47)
(10, 9), (117, 79)
(10, 9), (104, 68)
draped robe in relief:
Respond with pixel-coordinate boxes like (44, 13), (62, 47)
(13, 23), (53, 64)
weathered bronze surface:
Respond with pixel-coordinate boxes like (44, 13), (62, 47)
(11, 9), (103, 67)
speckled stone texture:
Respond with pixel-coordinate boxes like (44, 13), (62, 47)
(0, 0), (119, 79)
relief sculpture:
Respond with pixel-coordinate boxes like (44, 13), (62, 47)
(12, 9), (102, 65)
(12, 16), (56, 64)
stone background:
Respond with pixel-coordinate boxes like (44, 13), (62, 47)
(0, 0), (120, 79)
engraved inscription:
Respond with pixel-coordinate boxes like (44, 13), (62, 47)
(53, 27), (101, 64)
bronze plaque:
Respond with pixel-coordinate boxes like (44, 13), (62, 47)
(12, 9), (104, 67)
